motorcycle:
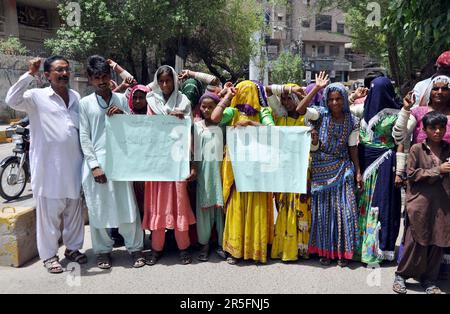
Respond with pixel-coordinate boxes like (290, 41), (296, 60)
(0, 125), (30, 201)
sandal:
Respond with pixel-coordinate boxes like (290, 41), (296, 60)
(319, 257), (331, 266)
(43, 256), (63, 274)
(337, 259), (348, 268)
(146, 251), (162, 266)
(421, 280), (442, 294)
(392, 275), (407, 294)
(131, 251), (146, 268)
(197, 244), (210, 262)
(180, 250), (192, 265)
(226, 256), (238, 265)
(96, 253), (112, 270)
(64, 249), (87, 264)
(215, 246), (227, 260)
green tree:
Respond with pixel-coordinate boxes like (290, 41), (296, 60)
(317, 0), (450, 94)
(0, 37), (28, 56)
(270, 51), (303, 84)
(45, 0), (263, 83)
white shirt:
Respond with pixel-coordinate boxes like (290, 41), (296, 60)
(5, 72), (83, 199)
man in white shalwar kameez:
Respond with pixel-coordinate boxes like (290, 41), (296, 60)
(79, 55), (145, 269)
(5, 56), (86, 274)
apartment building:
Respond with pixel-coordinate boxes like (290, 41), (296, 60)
(0, 0), (59, 56)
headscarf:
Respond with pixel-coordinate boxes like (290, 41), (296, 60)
(181, 78), (204, 109)
(268, 83), (301, 117)
(305, 83), (324, 106)
(418, 75), (450, 107)
(360, 77), (401, 140)
(231, 80), (267, 116)
(198, 91), (221, 106)
(318, 82), (351, 114)
(314, 83), (357, 156)
(363, 76), (401, 122)
(146, 65), (191, 116)
(128, 84), (149, 114)
(436, 51), (450, 68)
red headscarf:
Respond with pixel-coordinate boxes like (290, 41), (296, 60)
(128, 85), (150, 114)
(436, 51), (450, 68)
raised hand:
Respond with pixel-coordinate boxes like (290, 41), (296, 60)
(403, 91), (415, 111)
(353, 87), (369, 100)
(28, 58), (42, 76)
(315, 71), (329, 89)
(178, 70), (190, 81)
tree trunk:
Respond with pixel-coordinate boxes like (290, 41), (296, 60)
(126, 48), (137, 82)
(141, 45), (149, 84)
(386, 32), (402, 90)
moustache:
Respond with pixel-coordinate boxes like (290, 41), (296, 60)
(58, 77), (69, 81)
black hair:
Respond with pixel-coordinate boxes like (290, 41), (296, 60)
(86, 55), (110, 77)
(422, 111), (448, 128)
(364, 71), (384, 89)
(156, 65), (174, 80)
(44, 55), (69, 72)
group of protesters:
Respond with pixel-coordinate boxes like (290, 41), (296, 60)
(4, 50), (449, 295)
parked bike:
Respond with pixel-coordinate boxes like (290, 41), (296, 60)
(0, 124), (30, 201)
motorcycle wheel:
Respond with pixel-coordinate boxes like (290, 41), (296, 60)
(0, 158), (29, 201)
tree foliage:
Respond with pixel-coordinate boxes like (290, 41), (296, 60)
(0, 37), (28, 56)
(45, 0), (263, 83)
(317, 0), (450, 94)
(270, 51), (303, 84)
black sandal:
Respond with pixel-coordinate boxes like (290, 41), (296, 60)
(64, 249), (87, 264)
(197, 244), (210, 262)
(215, 246), (227, 260)
(131, 251), (146, 268)
(146, 251), (162, 266)
(180, 250), (192, 265)
(337, 259), (348, 267)
(96, 253), (112, 270)
(392, 275), (407, 294)
(319, 257), (331, 266)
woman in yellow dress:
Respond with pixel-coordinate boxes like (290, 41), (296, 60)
(211, 80), (276, 264)
(268, 72), (329, 261)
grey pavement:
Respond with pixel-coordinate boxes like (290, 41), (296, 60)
(0, 125), (448, 294)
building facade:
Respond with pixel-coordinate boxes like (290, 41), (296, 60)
(0, 0), (59, 56)
(265, 0), (382, 84)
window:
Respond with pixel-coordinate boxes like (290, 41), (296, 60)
(330, 46), (340, 56)
(315, 15), (332, 31)
(277, 14), (283, 22)
(302, 18), (310, 28)
(17, 5), (49, 28)
(337, 23), (345, 34)
(318, 46), (325, 55)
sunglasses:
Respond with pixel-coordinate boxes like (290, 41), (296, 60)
(51, 67), (71, 74)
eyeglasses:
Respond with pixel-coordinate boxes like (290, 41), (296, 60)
(51, 67), (71, 73)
